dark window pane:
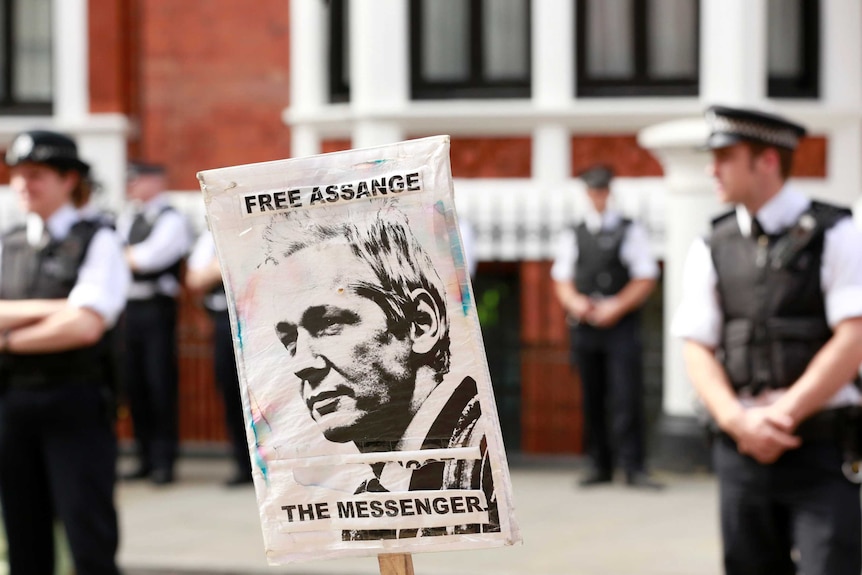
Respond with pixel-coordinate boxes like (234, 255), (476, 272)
(767, 0), (818, 98)
(14, 0), (51, 101)
(0, 0), (52, 112)
(576, 0), (698, 97)
(329, 0), (349, 102)
(768, 0), (801, 76)
(411, 0), (530, 99)
(340, 3), (349, 86)
(585, 0), (633, 79)
(421, 0), (470, 82)
(647, 0), (697, 79)
(482, 0), (528, 81)
(0, 3), (6, 97)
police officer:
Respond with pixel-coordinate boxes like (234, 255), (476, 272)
(0, 130), (129, 574)
(551, 165), (663, 489)
(672, 105), (862, 574)
(185, 229), (252, 486)
(118, 161), (192, 485)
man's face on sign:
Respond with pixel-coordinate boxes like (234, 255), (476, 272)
(272, 241), (417, 445)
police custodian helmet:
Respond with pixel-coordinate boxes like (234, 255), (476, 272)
(4, 130), (91, 175)
(579, 164), (615, 190)
(703, 105), (807, 151)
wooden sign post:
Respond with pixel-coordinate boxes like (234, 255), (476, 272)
(378, 553), (415, 575)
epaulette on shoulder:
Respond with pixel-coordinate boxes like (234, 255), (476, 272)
(704, 209), (738, 248)
(2, 223), (27, 241)
(808, 200), (852, 230)
(68, 218), (106, 245)
(3, 222), (26, 234)
(710, 209), (737, 228)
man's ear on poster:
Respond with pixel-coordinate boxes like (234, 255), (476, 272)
(408, 287), (444, 355)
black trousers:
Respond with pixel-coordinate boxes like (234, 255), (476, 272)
(572, 313), (645, 474)
(0, 382), (120, 575)
(714, 435), (861, 575)
(211, 309), (251, 477)
(124, 296), (179, 473)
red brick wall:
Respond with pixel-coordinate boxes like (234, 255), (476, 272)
(89, 0), (132, 114)
(793, 136), (827, 178)
(571, 135), (664, 177)
(321, 139), (352, 154)
(448, 137), (532, 178)
(570, 134), (827, 179)
(132, 0), (291, 190)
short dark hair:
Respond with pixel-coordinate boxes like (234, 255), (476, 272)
(746, 141), (794, 180)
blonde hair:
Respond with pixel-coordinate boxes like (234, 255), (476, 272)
(70, 173), (93, 207)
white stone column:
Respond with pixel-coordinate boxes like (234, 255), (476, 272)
(820, 0), (862, 209)
(822, 0), (862, 109)
(290, 0), (328, 113)
(76, 117), (130, 211)
(287, 0), (328, 157)
(531, 0), (573, 184)
(533, 0), (573, 109)
(700, 0), (767, 105)
(53, 0), (89, 122)
(350, 0), (407, 149)
(532, 126), (570, 183)
(49, 0), (131, 212)
(639, 118), (720, 470)
(289, 125), (322, 161)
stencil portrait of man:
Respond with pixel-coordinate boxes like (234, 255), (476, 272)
(253, 202), (498, 539)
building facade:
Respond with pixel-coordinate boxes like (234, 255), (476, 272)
(0, 0), (859, 461)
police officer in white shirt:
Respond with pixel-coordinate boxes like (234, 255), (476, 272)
(672, 105), (862, 575)
(0, 130), (130, 574)
(118, 161), (192, 485)
(551, 165), (662, 490)
(186, 229), (252, 486)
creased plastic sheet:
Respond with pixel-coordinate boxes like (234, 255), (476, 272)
(196, 136), (520, 564)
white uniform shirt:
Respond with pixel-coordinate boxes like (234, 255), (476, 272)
(458, 219), (477, 278)
(671, 185), (862, 405)
(188, 230), (228, 312)
(117, 194), (192, 299)
(550, 209), (659, 283)
(0, 203), (130, 328)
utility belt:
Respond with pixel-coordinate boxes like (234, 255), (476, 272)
(128, 278), (179, 301)
(0, 361), (105, 392)
(2, 373), (103, 390)
(797, 406), (862, 483)
(712, 406), (862, 483)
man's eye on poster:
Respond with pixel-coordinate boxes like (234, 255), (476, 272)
(197, 136), (520, 564)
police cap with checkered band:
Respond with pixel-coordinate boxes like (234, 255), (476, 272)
(703, 105), (807, 151)
(4, 130), (90, 174)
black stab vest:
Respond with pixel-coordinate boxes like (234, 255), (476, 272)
(574, 219), (631, 298)
(128, 205), (183, 283)
(0, 220), (111, 386)
(710, 201), (850, 394)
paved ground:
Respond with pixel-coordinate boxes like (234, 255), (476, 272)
(117, 456), (723, 575)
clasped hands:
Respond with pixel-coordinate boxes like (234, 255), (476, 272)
(568, 294), (624, 328)
(726, 405), (800, 464)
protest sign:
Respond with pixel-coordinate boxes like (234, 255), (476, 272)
(197, 135), (520, 564)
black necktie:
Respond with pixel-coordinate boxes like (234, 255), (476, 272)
(750, 216), (764, 239)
